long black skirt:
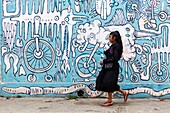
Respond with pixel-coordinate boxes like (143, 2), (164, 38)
(95, 67), (120, 92)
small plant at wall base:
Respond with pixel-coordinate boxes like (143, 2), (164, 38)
(67, 95), (78, 100)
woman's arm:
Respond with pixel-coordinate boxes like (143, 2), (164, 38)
(103, 45), (121, 63)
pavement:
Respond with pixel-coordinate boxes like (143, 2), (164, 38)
(0, 97), (170, 113)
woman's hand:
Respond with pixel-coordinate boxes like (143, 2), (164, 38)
(100, 61), (104, 65)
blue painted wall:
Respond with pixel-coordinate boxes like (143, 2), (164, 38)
(0, 0), (170, 97)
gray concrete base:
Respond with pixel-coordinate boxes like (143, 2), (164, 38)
(0, 97), (170, 113)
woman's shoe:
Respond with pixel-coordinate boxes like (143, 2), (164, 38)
(123, 91), (129, 103)
(101, 101), (113, 107)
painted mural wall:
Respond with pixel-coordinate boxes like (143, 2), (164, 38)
(0, 0), (170, 97)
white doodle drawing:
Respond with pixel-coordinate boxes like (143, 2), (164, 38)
(140, 27), (170, 82)
(126, 0), (140, 23)
(61, 26), (70, 76)
(159, 1), (170, 22)
(135, 14), (170, 82)
(44, 74), (53, 82)
(74, 0), (95, 13)
(2, 85), (170, 97)
(2, 17), (19, 75)
(129, 87), (170, 97)
(105, 9), (127, 26)
(16, 39), (27, 76)
(74, 20), (109, 79)
(1, 47), (8, 56)
(23, 35), (55, 73)
(74, 19), (136, 81)
(167, 0), (170, 3)
(19, 64), (26, 76)
(9, 0), (86, 74)
(16, 39), (23, 48)
(138, 15), (170, 34)
(4, 53), (19, 75)
(95, 0), (113, 19)
(27, 74), (37, 82)
(3, 0), (20, 16)
(74, 0), (81, 12)
(1, 85), (102, 97)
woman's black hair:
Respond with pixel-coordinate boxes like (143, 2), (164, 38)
(110, 31), (123, 54)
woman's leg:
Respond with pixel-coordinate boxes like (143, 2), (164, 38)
(119, 88), (125, 94)
(108, 92), (112, 102)
(102, 92), (113, 106)
(119, 88), (129, 102)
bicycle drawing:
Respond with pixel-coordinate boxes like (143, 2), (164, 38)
(23, 16), (55, 73)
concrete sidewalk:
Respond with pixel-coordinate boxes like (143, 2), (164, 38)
(0, 97), (169, 113)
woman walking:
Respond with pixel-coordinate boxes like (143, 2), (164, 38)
(95, 31), (129, 107)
